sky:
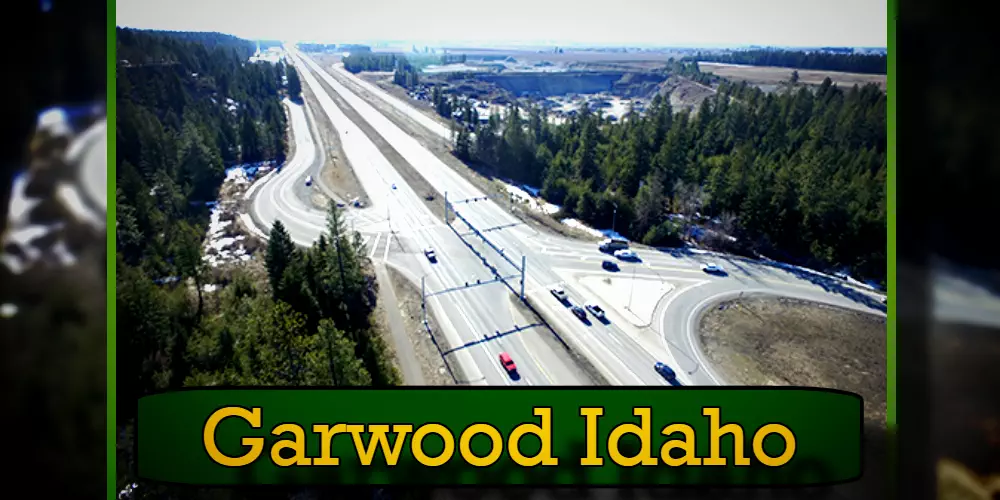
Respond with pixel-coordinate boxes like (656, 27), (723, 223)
(117, 0), (887, 48)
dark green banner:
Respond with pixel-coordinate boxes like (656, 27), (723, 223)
(137, 388), (862, 486)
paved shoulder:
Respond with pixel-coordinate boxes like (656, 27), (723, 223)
(374, 262), (426, 385)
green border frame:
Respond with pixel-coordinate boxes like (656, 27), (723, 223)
(886, 0), (897, 494)
(104, 7), (897, 497)
(107, 1), (117, 499)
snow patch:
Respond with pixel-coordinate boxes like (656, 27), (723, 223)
(560, 218), (605, 239)
(500, 181), (561, 215)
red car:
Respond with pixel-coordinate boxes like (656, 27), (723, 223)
(499, 352), (517, 373)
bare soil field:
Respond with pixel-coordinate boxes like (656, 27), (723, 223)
(698, 295), (886, 425)
(300, 79), (370, 206)
(385, 265), (464, 385)
(659, 75), (717, 114)
(698, 62), (886, 89)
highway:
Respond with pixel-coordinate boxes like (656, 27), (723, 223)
(248, 45), (892, 387)
(249, 46), (595, 386)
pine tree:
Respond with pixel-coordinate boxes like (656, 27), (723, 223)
(286, 65), (302, 101)
(265, 220), (296, 295)
(239, 110), (264, 163)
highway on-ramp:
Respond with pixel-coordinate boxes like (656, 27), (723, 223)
(298, 49), (890, 387)
(247, 47), (594, 387)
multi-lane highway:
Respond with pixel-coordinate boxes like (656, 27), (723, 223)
(246, 45), (891, 387)
(249, 47), (597, 387)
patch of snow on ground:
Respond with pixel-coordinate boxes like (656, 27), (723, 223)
(560, 218), (606, 238)
(501, 181), (561, 215)
(540, 202), (561, 215)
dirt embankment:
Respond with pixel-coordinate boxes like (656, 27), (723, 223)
(698, 295), (886, 425)
(299, 78), (370, 207)
(658, 76), (717, 114)
(384, 265), (465, 385)
(305, 60), (454, 224)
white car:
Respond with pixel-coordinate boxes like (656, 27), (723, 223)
(584, 303), (606, 320)
(304, 175), (313, 186)
(424, 248), (437, 262)
(614, 249), (637, 260)
(550, 287), (568, 302)
(701, 263), (725, 274)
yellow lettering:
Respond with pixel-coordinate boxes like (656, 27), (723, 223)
(703, 407), (750, 466)
(659, 423), (701, 466)
(349, 424), (413, 466)
(579, 407), (604, 466)
(312, 423), (349, 466)
(271, 423), (311, 467)
(203, 406), (264, 467)
(752, 424), (796, 466)
(411, 424), (454, 467)
(459, 423), (504, 467)
(607, 407), (658, 466)
(509, 407), (559, 467)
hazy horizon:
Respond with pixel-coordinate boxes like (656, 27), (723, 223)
(117, 0), (887, 49)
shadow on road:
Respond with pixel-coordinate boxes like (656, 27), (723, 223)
(442, 323), (544, 356)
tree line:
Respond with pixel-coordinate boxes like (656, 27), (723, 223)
(343, 52), (408, 73)
(685, 49), (887, 75)
(115, 29), (399, 499)
(452, 78), (886, 285)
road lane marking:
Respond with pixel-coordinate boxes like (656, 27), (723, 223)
(382, 232), (393, 260)
(368, 232), (381, 259)
(507, 299), (555, 385)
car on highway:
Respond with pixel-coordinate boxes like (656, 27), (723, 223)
(584, 303), (606, 320)
(550, 286), (568, 303)
(424, 248), (437, 262)
(602, 260), (619, 271)
(571, 305), (588, 321)
(305, 175), (313, 186)
(614, 249), (638, 260)
(654, 362), (677, 382)
(499, 352), (517, 374)
(392, 183), (397, 190)
(599, 237), (629, 253)
(701, 263), (725, 275)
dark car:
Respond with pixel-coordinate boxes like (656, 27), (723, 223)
(571, 305), (587, 321)
(654, 362), (676, 382)
(602, 260), (619, 271)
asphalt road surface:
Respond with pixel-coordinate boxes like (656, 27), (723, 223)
(250, 48), (595, 387)
(248, 46), (905, 387)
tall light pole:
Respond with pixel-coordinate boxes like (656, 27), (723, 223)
(612, 202), (618, 236)
(626, 262), (636, 311)
(421, 274), (428, 327)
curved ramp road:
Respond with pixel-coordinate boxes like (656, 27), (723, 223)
(305, 49), (892, 387)
(250, 47), (592, 387)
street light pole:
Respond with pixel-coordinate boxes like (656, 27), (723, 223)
(612, 203), (618, 235)
(421, 275), (427, 326)
(627, 262), (636, 311)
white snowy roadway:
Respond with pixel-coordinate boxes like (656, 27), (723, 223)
(293, 48), (897, 387)
(248, 48), (594, 387)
